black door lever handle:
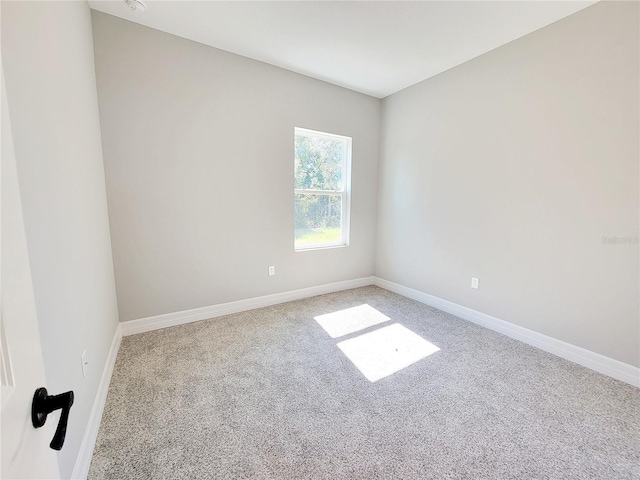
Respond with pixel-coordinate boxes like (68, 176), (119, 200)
(31, 387), (74, 450)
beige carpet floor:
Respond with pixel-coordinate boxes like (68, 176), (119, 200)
(89, 286), (639, 479)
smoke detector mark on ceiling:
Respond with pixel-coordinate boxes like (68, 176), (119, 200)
(124, 0), (146, 13)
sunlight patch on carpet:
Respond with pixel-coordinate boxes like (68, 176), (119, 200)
(314, 304), (390, 338)
(337, 323), (440, 382)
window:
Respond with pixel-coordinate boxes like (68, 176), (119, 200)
(294, 127), (351, 250)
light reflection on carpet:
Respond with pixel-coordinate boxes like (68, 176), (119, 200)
(314, 303), (390, 338)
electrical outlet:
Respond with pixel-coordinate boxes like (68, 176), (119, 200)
(471, 277), (479, 289)
(268, 265), (275, 276)
(81, 351), (88, 378)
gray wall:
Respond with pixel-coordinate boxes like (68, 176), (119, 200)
(376, 1), (639, 367)
(91, 11), (380, 322)
(1, 2), (120, 477)
(92, 3), (637, 368)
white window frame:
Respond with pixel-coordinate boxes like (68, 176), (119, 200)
(294, 127), (352, 251)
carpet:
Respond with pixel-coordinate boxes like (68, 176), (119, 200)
(89, 286), (640, 479)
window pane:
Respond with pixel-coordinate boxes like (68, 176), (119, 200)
(295, 133), (344, 191)
(295, 194), (342, 247)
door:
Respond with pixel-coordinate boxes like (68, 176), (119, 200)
(1, 66), (60, 479)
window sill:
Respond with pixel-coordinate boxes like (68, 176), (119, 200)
(295, 244), (349, 252)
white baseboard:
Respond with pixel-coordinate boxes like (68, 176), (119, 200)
(121, 276), (377, 336)
(119, 274), (638, 387)
(373, 277), (639, 388)
(67, 276), (636, 479)
(72, 323), (123, 480)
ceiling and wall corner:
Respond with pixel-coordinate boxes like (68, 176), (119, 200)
(90, 9), (381, 322)
(90, 1), (639, 370)
(375, 0), (639, 367)
(87, 0), (597, 98)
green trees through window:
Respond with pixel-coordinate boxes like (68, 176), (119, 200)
(294, 128), (351, 249)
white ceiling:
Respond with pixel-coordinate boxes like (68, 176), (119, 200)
(88, 1), (597, 98)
